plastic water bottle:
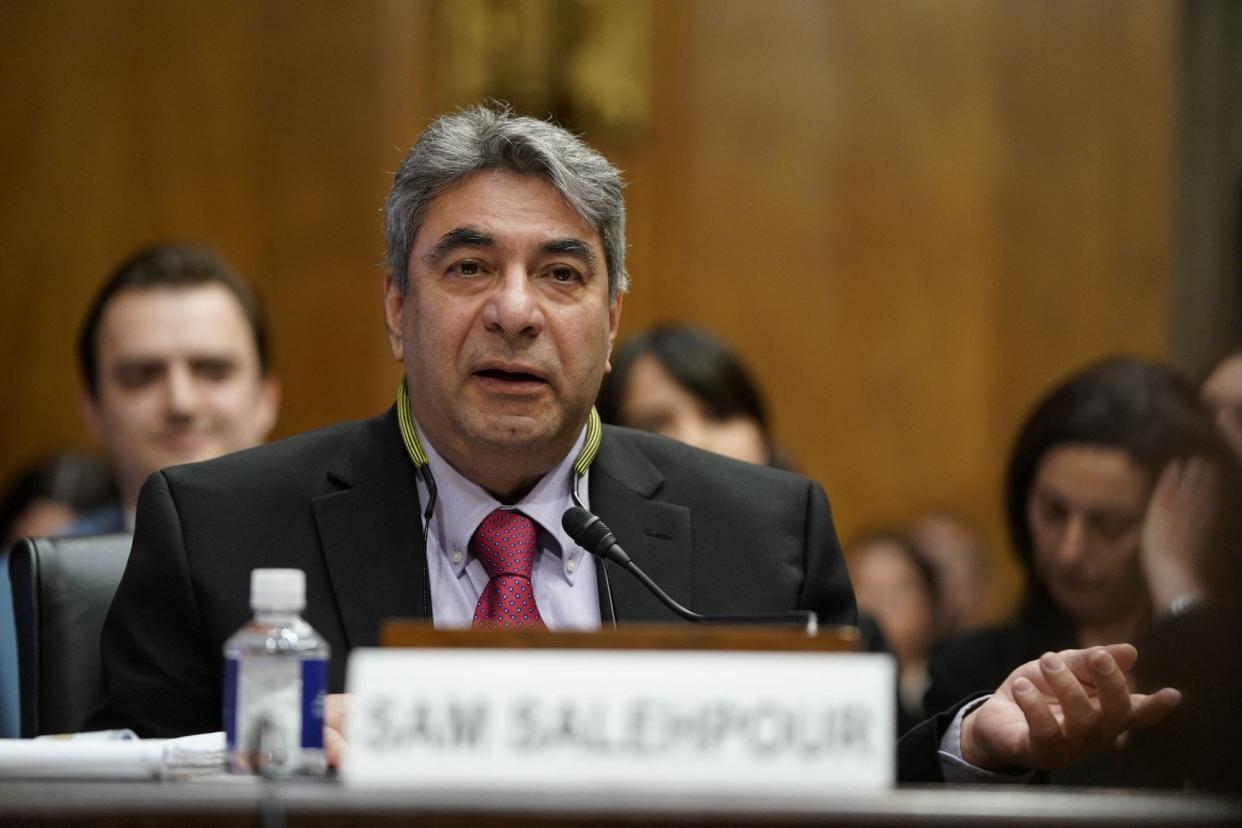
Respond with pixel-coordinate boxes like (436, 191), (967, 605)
(224, 568), (329, 775)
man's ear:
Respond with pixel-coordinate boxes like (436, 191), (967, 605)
(383, 272), (406, 363)
(253, 374), (282, 441)
(604, 292), (623, 374)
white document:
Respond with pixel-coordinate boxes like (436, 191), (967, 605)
(0, 731), (226, 779)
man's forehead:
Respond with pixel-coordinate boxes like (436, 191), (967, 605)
(97, 284), (256, 359)
(414, 170), (602, 252)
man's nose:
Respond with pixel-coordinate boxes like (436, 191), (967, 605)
(163, 364), (199, 417)
(481, 268), (544, 339)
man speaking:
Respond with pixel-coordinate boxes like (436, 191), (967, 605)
(92, 106), (1178, 780)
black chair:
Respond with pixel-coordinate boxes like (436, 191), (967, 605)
(7, 533), (132, 737)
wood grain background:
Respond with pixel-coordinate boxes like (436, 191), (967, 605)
(0, 0), (1178, 615)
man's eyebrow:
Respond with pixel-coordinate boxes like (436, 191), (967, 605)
(113, 357), (165, 370)
(421, 227), (494, 263)
(542, 237), (598, 265)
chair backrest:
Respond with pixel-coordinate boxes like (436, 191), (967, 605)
(7, 533), (132, 737)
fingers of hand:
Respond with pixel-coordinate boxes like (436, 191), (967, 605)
(325, 725), (347, 769)
(1155, 460), (1182, 501)
(1131, 687), (1183, 729)
(323, 693), (352, 768)
(1178, 456), (1219, 507)
(1040, 651), (1096, 727)
(1095, 643), (1138, 675)
(1088, 648), (1134, 738)
(1011, 675), (1068, 764)
(1056, 643), (1136, 681)
(1183, 456), (1202, 485)
(324, 692), (350, 730)
(1182, 456), (1207, 489)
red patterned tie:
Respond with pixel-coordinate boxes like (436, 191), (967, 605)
(471, 509), (546, 629)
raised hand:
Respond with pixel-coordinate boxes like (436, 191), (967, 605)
(959, 644), (1181, 772)
(1141, 457), (1216, 612)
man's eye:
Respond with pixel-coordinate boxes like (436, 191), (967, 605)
(449, 261), (483, 277)
(193, 359), (237, 381)
(1038, 496), (1067, 524)
(114, 364), (161, 389)
(549, 266), (581, 283)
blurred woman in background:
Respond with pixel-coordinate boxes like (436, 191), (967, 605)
(596, 324), (791, 468)
(924, 356), (1240, 785)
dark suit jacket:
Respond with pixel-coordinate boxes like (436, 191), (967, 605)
(91, 407), (951, 781)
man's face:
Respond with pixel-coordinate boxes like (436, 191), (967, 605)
(1202, 354), (1242, 461)
(849, 540), (936, 665)
(1026, 444), (1152, 629)
(82, 284), (280, 507)
(384, 170), (621, 496)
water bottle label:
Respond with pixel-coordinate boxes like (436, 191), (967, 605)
(301, 659), (327, 749)
(224, 658), (239, 749)
(224, 656), (327, 770)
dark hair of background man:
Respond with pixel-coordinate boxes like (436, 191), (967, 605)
(76, 244), (271, 397)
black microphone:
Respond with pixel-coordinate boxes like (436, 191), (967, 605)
(562, 506), (818, 633)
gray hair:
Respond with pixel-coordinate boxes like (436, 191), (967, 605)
(384, 104), (628, 297)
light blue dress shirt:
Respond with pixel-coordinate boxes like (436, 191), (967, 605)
(415, 421), (602, 630)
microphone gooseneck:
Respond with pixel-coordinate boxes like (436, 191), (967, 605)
(562, 507), (817, 634)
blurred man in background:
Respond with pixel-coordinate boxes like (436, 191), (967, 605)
(907, 509), (995, 636)
(1200, 346), (1242, 461)
(1, 245), (280, 735)
(74, 243), (281, 531)
(846, 531), (940, 734)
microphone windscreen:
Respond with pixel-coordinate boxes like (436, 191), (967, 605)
(561, 506), (615, 557)
(561, 506), (595, 542)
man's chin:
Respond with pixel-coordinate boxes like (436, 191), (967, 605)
(467, 413), (557, 448)
(149, 442), (220, 469)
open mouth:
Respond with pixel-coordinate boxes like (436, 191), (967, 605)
(474, 368), (547, 384)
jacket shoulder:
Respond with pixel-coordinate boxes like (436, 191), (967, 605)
(160, 408), (399, 499)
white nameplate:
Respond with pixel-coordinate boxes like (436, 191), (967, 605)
(342, 648), (895, 796)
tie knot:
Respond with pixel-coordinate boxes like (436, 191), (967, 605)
(471, 509), (539, 579)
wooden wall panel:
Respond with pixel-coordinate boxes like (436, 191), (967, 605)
(0, 0), (436, 463)
(619, 0), (1174, 612)
(0, 0), (1176, 617)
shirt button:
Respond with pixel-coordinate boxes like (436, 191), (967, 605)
(451, 549), (463, 564)
(566, 558), (577, 573)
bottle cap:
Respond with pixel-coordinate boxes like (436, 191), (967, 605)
(250, 568), (306, 612)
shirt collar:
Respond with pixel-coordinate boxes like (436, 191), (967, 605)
(415, 421), (590, 579)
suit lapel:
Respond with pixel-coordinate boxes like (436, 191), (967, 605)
(590, 430), (692, 623)
(313, 408), (428, 648)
